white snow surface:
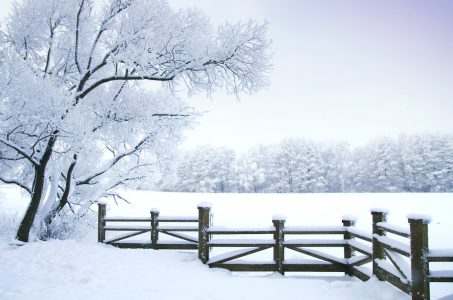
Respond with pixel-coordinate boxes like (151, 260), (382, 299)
(1, 189), (453, 299)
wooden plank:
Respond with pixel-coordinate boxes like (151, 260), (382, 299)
(350, 266), (371, 281)
(376, 266), (411, 295)
(429, 256), (453, 262)
(209, 263), (276, 272)
(110, 240), (198, 250)
(208, 246), (272, 265)
(284, 239), (346, 247)
(348, 255), (372, 267)
(104, 226), (150, 231)
(158, 243), (198, 250)
(377, 222), (410, 238)
(348, 228), (373, 243)
(160, 231), (198, 243)
(429, 271), (453, 282)
(375, 235), (410, 257)
(286, 246), (346, 265)
(207, 228), (275, 234)
(283, 263), (345, 273)
(384, 249), (410, 281)
(158, 216), (198, 222)
(105, 229), (149, 244)
(429, 276), (453, 283)
(208, 239), (275, 247)
(158, 226), (198, 232)
(284, 226), (345, 235)
(428, 251), (453, 262)
(104, 217), (151, 222)
(110, 242), (153, 249)
(348, 240), (372, 256)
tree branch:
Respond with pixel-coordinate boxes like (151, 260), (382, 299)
(0, 176), (32, 194)
(77, 74), (174, 100)
(76, 133), (155, 186)
(0, 138), (39, 166)
(74, 0), (85, 74)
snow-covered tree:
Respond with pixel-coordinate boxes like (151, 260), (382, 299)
(175, 146), (236, 192)
(268, 139), (327, 193)
(0, 0), (271, 241)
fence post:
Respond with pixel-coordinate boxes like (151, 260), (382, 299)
(342, 216), (356, 276)
(409, 216), (430, 300)
(97, 203), (106, 243)
(198, 203), (211, 264)
(273, 215), (286, 275)
(371, 209), (387, 280)
(151, 209), (160, 250)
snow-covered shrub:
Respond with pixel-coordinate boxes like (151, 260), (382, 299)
(38, 210), (97, 241)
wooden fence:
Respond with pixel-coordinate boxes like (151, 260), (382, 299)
(98, 203), (452, 300)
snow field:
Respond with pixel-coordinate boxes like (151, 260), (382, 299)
(1, 189), (452, 299)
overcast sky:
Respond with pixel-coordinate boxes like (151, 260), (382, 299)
(2, 1), (453, 151)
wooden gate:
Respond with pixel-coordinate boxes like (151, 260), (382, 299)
(98, 204), (199, 249)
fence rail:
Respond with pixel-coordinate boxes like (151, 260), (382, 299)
(98, 203), (452, 300)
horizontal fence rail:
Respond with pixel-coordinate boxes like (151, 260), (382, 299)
(98, 203), (452, 300)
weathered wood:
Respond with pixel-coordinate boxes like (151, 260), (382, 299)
(105, 229), (149, 244)
(103, 217), (151, 222)
(157, 226), (198, 232)
(376, 266), (411, 295)
(429, 273), (453, 282)
(342, 218), (355, 276)
(372, 210), (387, 280)
(208, 239), (275, 247)
(286, 246), (346, 265)
(376, 235), (411, 257)
(160, 231), (198, 243)
(157, 216), (198, 222)
(377, 223), (410, 238)
(348, 231), (373, 243)
(104, 226), (150, 231)
(151, 209), (160, 250)
(98, 203), (106, 242)
(207, 228), (275, 234)
(110, 241), (198, 250)
(284, 226), (345, 235)
(284, 239), (346, 247)
(210, 263), (276, 272)
(384, 249), (409, 282)
(348, 239), (373, 256)
(208, 246), (272, 265)
(348, 255), (372, 267)
(283, 263), (345, 273)
(350, 266), (371, 281)
(428, 253), (453, 262)
(198, 204), (211, 264)
(409, 217), (430, 300)
(273, 217), (285, 275)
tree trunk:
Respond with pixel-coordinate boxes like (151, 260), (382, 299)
(42, 156), (77, 231)
(16, 136), (56, 242)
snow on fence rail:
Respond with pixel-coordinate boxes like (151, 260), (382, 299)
(97, 203), (452, 300)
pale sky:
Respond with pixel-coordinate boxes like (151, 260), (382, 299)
(2, 1), (453, 151)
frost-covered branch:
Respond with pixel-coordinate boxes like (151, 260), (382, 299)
(0, 176), (32, 194)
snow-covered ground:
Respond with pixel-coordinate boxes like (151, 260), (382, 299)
(1, 188), (453, 300)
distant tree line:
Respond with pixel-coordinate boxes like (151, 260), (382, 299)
(162, 134), (453, 193)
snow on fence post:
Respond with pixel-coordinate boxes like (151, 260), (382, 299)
(342, 217), (356, 276)
(371, 209), (387, 280)
(151, 209), (160, 250)
(198, 203), (211, 264)
(97, 203), (106, 243)
(409, 216), (431, 300)
(273, 215), (286, 275)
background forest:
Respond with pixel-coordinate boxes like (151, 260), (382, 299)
(165, 134), (453, 193)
